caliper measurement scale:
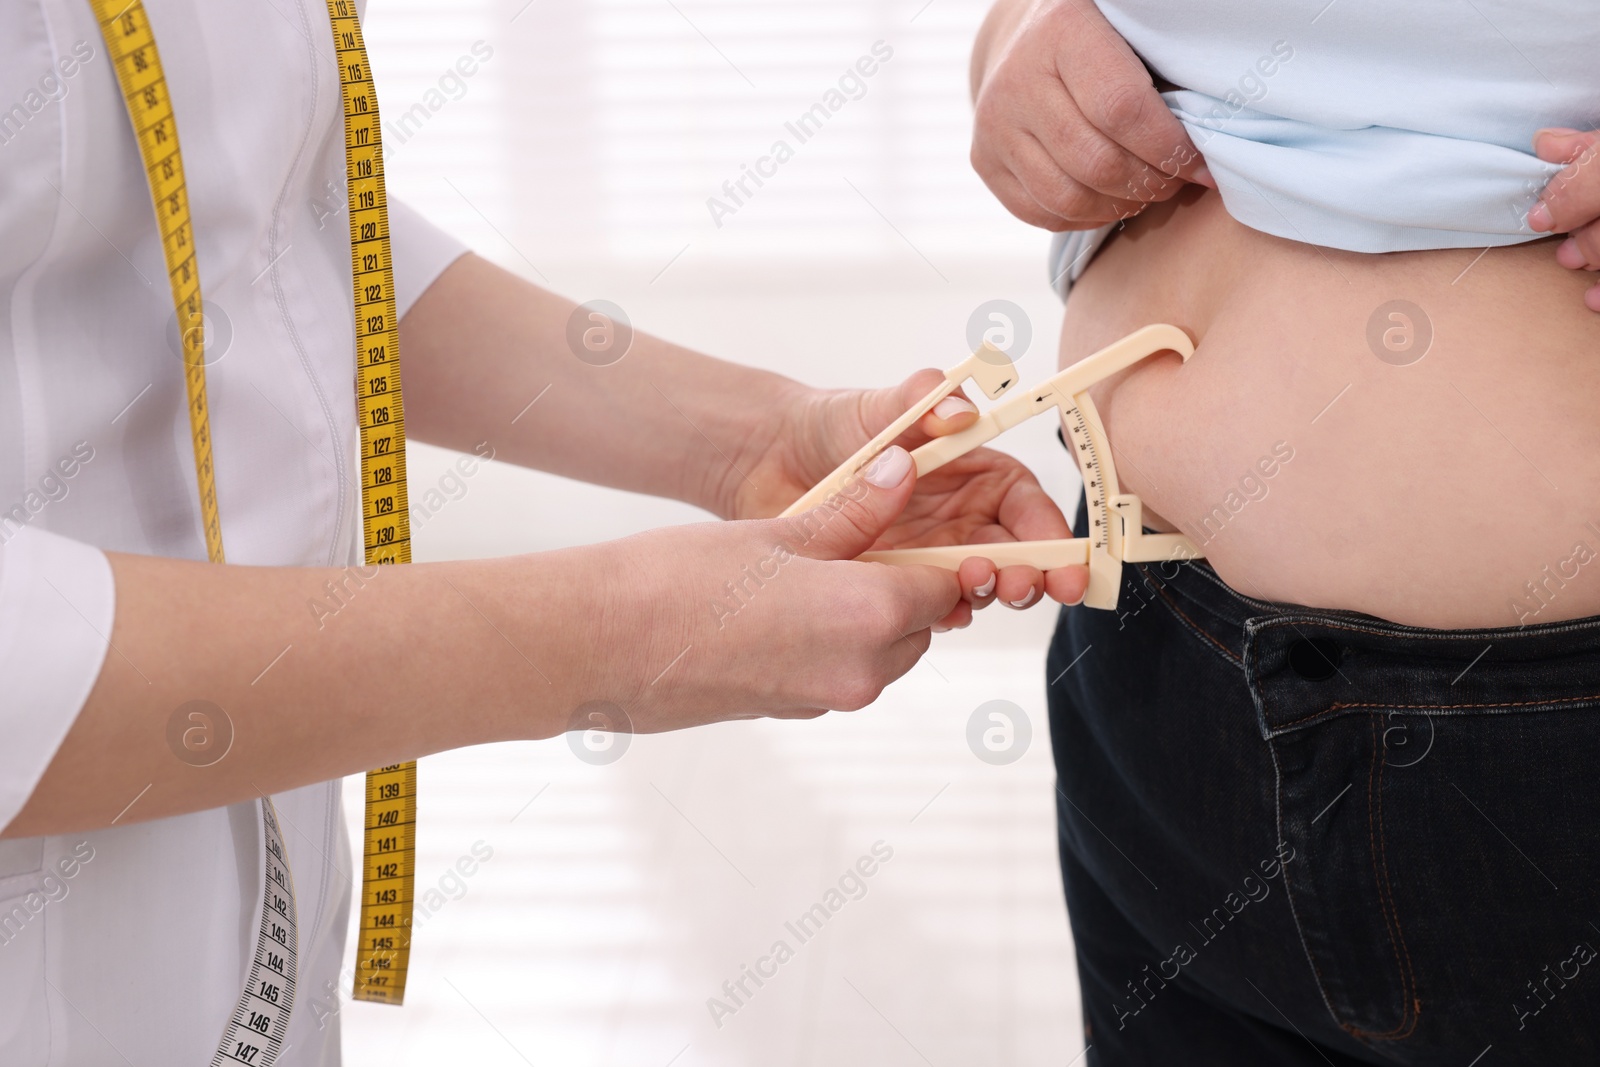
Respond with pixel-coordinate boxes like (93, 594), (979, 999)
(795, 324), (1202, 609)
(325, 0), (420, 1007)
(95, 0), (417, 1054)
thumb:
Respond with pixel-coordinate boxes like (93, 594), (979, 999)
(1174, 150), (1214, 189)
(785, 446), (916, 561)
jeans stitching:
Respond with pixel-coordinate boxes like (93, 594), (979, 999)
(1248, 619), (1600, 733)
(1271, 692), (1600, 733)
(1176, 564), (1600, 644)
(1255, 614), (1600, 644)
(1347, 715), (1418, 1042)
(1187, 561), (1284, 613)
(1269, 740), (1351, 1045)
(1137, 564), (1243, 668)
(1378, 717), (1422, 1040)
(1272, 722), (1421, 1046)
(1258, 675), (1420, 1043)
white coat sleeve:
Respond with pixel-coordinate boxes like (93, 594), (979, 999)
(0, 202), (463, 835)
(0, 527), (114, 833)
(388, 197), (471, 320)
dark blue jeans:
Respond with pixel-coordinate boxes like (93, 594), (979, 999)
(1047, 506), (1600, 1065)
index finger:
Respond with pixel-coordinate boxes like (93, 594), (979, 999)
(994, 462), (1088, 604)
(966, 469), (1088, 606)
(915, 384), (980, 439)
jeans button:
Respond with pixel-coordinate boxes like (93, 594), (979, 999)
(1288, 638), (1343, 681)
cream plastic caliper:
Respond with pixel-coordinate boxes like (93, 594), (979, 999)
(787, 324), (1202, 610)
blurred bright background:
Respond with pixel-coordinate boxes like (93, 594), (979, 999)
(339, 1), (1087, 1062)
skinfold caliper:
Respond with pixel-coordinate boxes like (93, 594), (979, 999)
(785, 324), (1203, 610)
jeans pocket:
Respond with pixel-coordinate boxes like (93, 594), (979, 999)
(1245, 612), (1600, 1053)
(1269, 712), (1422, 1042)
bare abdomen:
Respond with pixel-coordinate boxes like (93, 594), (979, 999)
(1060, 188), (1600, 628)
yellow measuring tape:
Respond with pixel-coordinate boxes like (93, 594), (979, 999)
(326, 0), (419, 1007)
(92, 0), (417, 1020)
(86, 0), (222, 563)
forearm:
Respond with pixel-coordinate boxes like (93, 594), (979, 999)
(6, 455), (973, 837)
(4, 548), (593, 838)
(401, 253), (802, 517)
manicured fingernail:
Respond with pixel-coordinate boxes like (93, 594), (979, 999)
(1536, 127), (1581, 140)
(972, 574), (996, 598)
(1191, 162), (1215, 188)
(863, 445), (911, 488)
(933, 396), (977, 420)
(1007, 588), (1038, 609)
(932, 623), (951, 633)
(1528, 201), (1554, 232)
(1556, 237), (1586, 268)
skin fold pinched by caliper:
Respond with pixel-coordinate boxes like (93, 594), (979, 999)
(793, 324), (1202, 610)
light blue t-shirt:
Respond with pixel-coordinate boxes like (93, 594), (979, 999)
(1050, 0), (1595, 293)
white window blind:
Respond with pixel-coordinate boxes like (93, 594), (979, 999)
(365, 0), (1043, 280)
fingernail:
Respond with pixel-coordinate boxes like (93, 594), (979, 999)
(972, 574), (996, 598)
(1007, 588), (1039, 609)
(1587, 284), (1600, 314)
(933, 395), (978, 420)
(1556, 237), (1586, 269)
(1536, 127), (1581, 140)
(1191, 162), (1215, 188)
(863, 445), (912, 488)
(1528, 201), (1554, 232)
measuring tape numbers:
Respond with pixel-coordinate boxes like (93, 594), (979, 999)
(210, 803), (300, 1066)
(325, 0), (419, 1008)
(87, 0), (221, 558)
(92, 0), (418, 1057)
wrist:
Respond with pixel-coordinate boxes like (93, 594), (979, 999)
(972, 0), (1083, 100)
(550, 529), (711, 716)
(623, 330), (807, 517)
(437, 552), (599, 745)
(691, 368), (811, 519)
(972, 0), (1035, 99)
